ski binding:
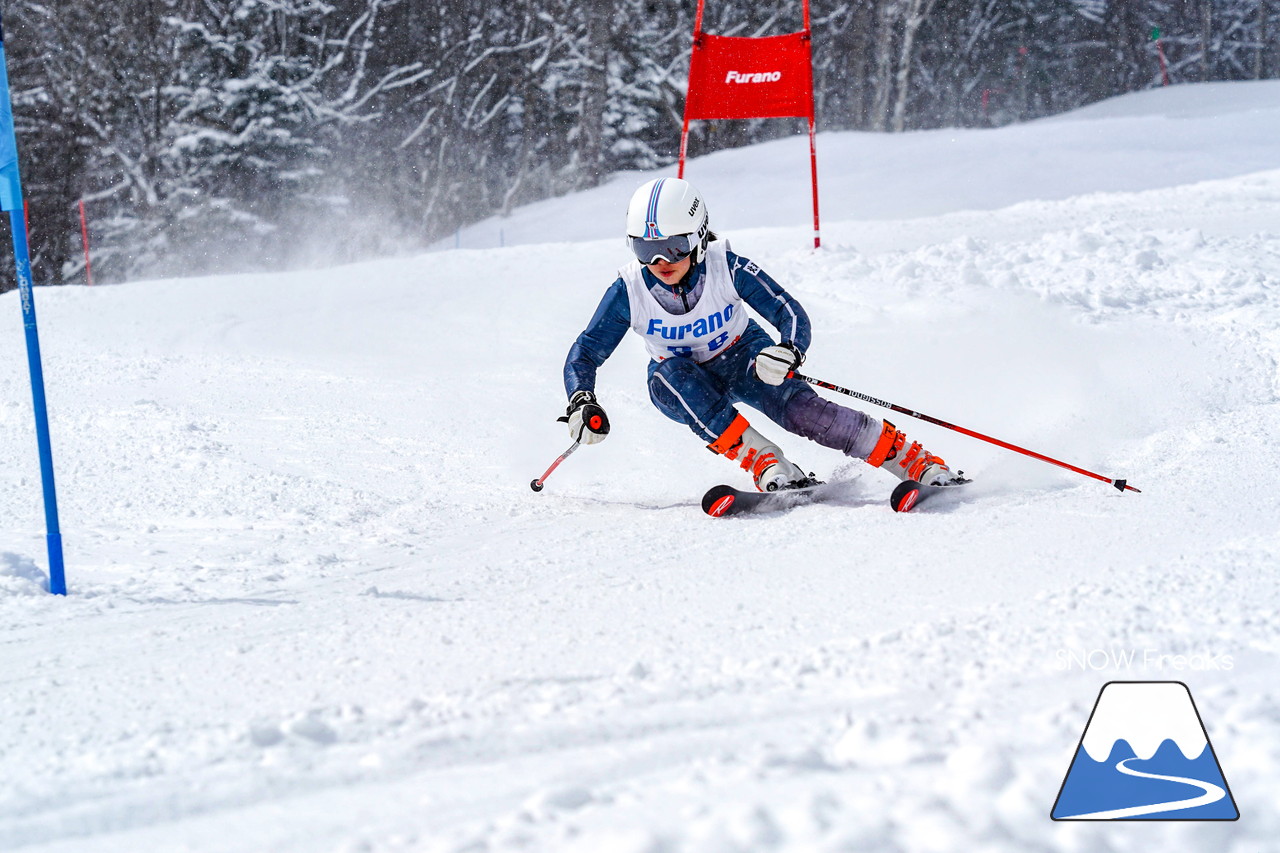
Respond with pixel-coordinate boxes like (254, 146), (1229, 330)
(890, 477), (971, 512)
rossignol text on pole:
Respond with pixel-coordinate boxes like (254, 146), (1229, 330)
(0, 13), (67, 594)
(530, 440), (581, 492)
(790, 371), (1141, 493)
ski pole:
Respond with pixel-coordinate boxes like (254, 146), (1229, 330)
(530, 440), (581, 492)
(789, 371), (1140, 493)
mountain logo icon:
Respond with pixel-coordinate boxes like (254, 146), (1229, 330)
(1051, 681), (1239, 820)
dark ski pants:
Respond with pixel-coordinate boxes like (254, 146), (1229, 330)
(646, 323), (880, 459)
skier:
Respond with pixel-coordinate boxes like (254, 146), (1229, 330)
(561, 177), (966, 493)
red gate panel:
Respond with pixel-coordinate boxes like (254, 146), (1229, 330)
(684, 32), (814, 121)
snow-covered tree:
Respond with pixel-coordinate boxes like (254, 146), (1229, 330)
(2, 0), (1277, 291)
(6, 0), (412, 282)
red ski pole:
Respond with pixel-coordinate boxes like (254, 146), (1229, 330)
(790, 371), (1140, 493)
(530, 440), (581, 492)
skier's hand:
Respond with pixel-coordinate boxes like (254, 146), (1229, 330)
(560, 390), (610, 445)
(754, 342), (804, 386)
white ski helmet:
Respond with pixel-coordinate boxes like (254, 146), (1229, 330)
(625, 177), (711, 265)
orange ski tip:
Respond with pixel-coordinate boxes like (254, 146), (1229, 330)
(708, 495), (735, 517)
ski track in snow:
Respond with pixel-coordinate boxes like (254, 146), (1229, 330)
(3, 83), (1280, 851)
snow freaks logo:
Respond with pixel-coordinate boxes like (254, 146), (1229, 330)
(1056, 647), (1233, 672)
(1051, 681), (1239, 821)
(724, 70), (782, 84)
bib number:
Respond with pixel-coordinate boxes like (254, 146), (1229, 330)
(665, 331), (732, 359)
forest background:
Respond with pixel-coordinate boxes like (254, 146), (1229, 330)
(1, 0), (1276, 290)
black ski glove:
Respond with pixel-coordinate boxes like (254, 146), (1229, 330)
(559, 390), (610, 445)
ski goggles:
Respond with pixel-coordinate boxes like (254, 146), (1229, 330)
(629, 233), (697, 265)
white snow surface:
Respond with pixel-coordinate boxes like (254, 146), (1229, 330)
(3, 81), (1280, 852)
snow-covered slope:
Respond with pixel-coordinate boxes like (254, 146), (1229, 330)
(447, 80), (1280, 250)
(2, 82), (1279, 852)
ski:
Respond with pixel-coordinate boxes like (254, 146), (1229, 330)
(703, 477), (972, 516)
(890, 478), (971, 512)
(702, 481), (824, 517)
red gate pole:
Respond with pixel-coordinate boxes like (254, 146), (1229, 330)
(691, 0), (706, 50)
(1151, 27), (1170, 86)
(803, 0), (819, 249)
(808, 114), (820, 249)
(78, 199), (93, 286)
(678, 116), (692, 178)
(679, 0), (708, 178)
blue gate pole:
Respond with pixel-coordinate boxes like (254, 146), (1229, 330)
(0, 13), (66, 595)
(9, 211), (65, 595)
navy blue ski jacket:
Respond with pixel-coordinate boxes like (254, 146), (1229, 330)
(564, 249), (812, 397)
